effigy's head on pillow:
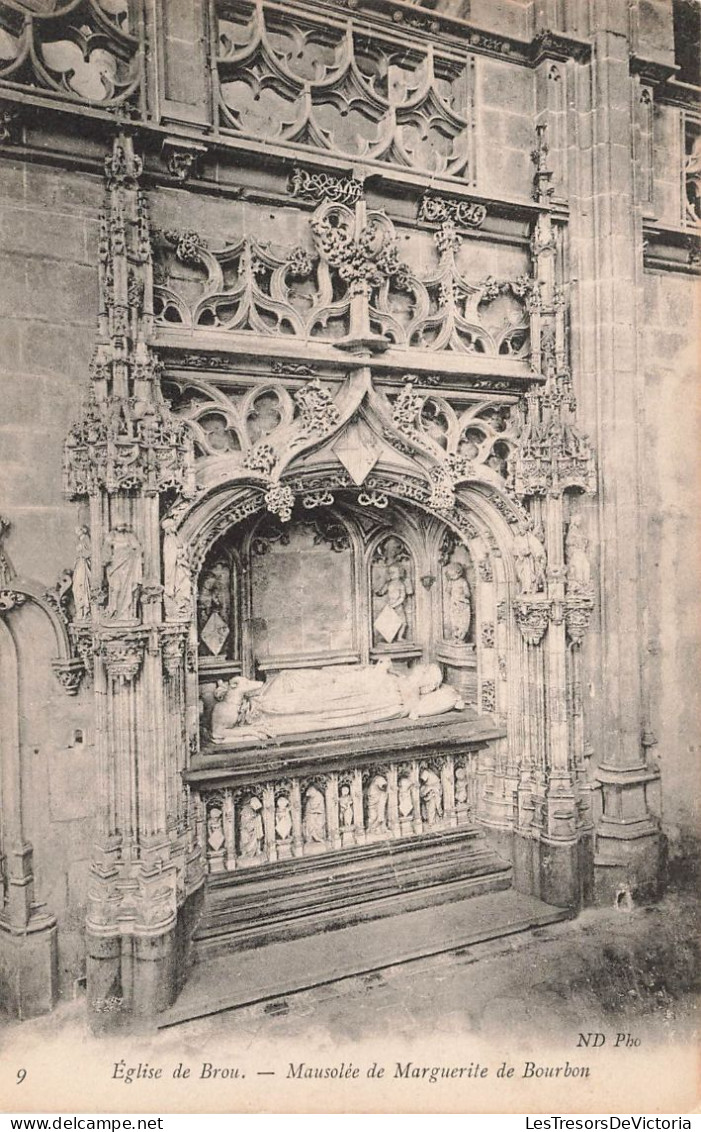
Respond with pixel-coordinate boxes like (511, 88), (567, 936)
(405, 662), (444, 696)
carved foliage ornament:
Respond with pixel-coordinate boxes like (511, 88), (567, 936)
(293, 378), (341, 439)
(513, 598), (551, 646)
(311, 204), (411, 297)
(288, 167), (364, 206)
(418, 193), (487, 230)
(98, 635), (146, 683)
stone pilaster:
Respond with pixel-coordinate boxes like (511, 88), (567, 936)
(569, 3), (661, 901)
(64, 135), (202, 1019)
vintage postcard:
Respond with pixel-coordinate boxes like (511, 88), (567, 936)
(0, 0), (699, 1117)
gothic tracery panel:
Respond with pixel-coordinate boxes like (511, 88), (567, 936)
(152, 209), (536, 367)
(0, 0), (143, 108)
(214, 0), (472, 178)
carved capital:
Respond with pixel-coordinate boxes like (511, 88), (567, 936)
(98, 635), (146, 683)
(0, 589), (27, 614)
(161, 633), (186, 678)
(564, 595), (594, 646)
(71, 627), (96, 681)
(513, 597), (551, 645)
(52, 657), (86, 696)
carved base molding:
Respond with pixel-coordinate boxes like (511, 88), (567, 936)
(86, 886), (204, 1021)
(0, 910), (58, 1020)
(594, 766), (662, 904)
(512, 828), (595, 911)
(194, 827), (512, 958)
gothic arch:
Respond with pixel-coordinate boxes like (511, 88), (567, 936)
(0, 611), (58, 1017)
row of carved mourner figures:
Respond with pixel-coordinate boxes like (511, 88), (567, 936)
(67, 510), (590, 626)
(205, 753), (476, 869)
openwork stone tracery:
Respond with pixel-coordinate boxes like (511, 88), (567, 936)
(58, 108), (598, 1010)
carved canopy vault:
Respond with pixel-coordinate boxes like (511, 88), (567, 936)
(57, 122), (597, 1014)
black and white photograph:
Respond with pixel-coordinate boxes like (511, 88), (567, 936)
(0, 0), (698, 1117)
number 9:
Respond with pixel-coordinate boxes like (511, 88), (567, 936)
(17, 1069), (27, 1084)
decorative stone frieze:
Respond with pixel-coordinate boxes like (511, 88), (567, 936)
(151, 199), (536, 363)
(288, 167), (364, 206)
(418, 193), (487, 230)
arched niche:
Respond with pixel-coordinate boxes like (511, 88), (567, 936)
(0, 608), (59, 1018)
(178, 470), (523, 748)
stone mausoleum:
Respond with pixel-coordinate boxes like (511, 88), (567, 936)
(0, 0), (698, 1021)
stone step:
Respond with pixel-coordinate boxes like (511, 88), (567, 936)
(160, 888), (570, 1029)
(193, 826), (512, 956)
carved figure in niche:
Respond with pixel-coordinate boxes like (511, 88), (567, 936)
(513, 520), (547, 595)
(420, 768), (443, 825)
(303, 786), (326, 843)
(275, 796), (293, 842)
(373, 536), (413, 644)
(444, 561), (472, 642)
(454, 765), (469, 806)
(72, 525), (92, 621)
(211, 676), (265, 742)
(565, 515), (591, 594)
(239, 796), (264, 857)
(103, 524), (142, 620)
(397, 774), (414, 820)
(367, 775), (388, 830)
(375, 563), (411, 641)
(207, 806), (225, 854)
(162, 518), (193, 620)
(219, 659), (465, 740)
(339, 784), (354, 830)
